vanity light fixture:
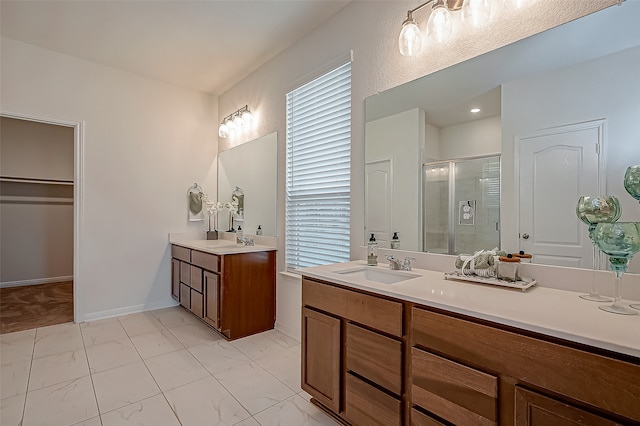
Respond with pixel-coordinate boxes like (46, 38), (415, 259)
(218, 105), (254, 139)
(399, 0), (524, 56)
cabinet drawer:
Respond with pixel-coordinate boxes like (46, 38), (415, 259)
(346, 322), (402, 395)
(411, 307), (640, 422)
(180, 283), (190, 309)
(190, 289), (203, 318)
(412, 347), (497, 426)
(411, 408), (446, 426)
(191, 250), (219, 273)
(171, 245), (190, 263)
(302, 278), (403, 337)
(345, 373), (401, 426)
(190, 265), (203, 292)
(180, 261), (190, 285)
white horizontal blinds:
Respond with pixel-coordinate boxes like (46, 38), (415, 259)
(286, 61), (351, 270)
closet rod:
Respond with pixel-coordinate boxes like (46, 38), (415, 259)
(0, 176), (74, 186)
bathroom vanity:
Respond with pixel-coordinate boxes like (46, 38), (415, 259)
(170, 238), (276, 340)
(300, 262), (640, 426)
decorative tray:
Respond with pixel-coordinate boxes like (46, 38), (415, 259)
(444, 271), (537, 292)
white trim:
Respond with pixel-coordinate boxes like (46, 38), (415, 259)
(1, 276), (73, 288)
(274, 321), (301, 342)
(0, 111), (84, 323)
(284, 50), (353, 96)
(82, 299), (179, 323)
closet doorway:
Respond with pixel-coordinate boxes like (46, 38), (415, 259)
(0, 116), (75, 334)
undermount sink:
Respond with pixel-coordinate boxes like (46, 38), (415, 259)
(333, 266), (419, 284)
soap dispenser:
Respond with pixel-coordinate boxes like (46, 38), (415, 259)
(367, 233), (378, 266)
(390, 232), (400, 249)
(236, 225), (243, 244)
(256, 225), (263, 236)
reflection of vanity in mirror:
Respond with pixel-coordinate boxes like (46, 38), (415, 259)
(365, 2), (640, 273)
(218, 132), (277, 236)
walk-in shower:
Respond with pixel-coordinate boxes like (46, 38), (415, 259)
(423, 155), (500, 255)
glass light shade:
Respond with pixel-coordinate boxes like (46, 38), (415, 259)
(241, 110), (254, 127)
(233, 114), (243, 128)
(462, 0), (491, 28)
(427, 3), (453, 44)
(624, 165), (640, 202)
(504, 0), (526, 9)
(226, 118), (237, 135)
(399, 18), (422, 56)
(218, 122), (228, 138)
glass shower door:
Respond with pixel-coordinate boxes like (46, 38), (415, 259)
(423, 162), (451, 253)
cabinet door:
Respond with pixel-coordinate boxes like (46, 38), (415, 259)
(190, 265), (203, 292)
(180, 283), (190, 309)
(171, 258), (180, 301)
(191, 289), (203, 318)
(515, 387), (620, 426)
(203, 271), (219, 329)
(345, 373), (401, 426)
(301, 307), (341, 413)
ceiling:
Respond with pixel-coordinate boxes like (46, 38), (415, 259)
(0, 0), (350, 95)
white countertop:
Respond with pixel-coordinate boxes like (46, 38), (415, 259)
(169, 235), (276, 255)
(299, 261), (640, 359)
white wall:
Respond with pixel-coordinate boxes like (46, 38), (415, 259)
(502, 45), (640, 272)
(1, 37), (218, 320)
(439, 116), (501, 160)
(217, 0), (617, 339)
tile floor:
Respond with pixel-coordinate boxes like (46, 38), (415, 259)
(0, 306), (338, 426)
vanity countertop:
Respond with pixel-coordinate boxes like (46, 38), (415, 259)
(299, 261), (640, 359)
(169, 235), (276, 255)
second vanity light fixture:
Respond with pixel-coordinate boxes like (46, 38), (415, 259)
(218, 105), (254, 139)
(399, 0), (525, 56)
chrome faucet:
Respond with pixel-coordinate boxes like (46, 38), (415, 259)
(238, 237), (254, 246)
(386, 255), (415, 271)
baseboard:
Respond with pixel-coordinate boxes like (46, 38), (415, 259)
(274, 320), (301, 342)
(0, 276), (73, 288)
(82, 299), (179, 323)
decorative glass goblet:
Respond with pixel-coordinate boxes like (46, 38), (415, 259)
(624, 165), (640, 203)
(592, 222), (640, 315)
(575, 196), (622, 302)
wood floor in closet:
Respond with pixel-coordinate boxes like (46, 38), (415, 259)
(0, 281), (73, 334)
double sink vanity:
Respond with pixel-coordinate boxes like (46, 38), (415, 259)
(300, 261), (640, 426)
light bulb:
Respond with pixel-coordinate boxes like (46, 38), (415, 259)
(218, 122), (228, 138)
(226, 118), (237, 135)
(427, 2), (452, 44)
(462, 0), (491, 28)
(242, 110), (254, 127)
(398, 13), (422, 56)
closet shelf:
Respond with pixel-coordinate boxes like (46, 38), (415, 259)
(0, 176), (74, 186)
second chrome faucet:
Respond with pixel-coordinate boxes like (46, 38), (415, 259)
(385, 255), (416, 271)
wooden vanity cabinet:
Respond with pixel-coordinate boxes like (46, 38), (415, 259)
(302, 275), (640, 426)
(302, 277), (405, 426)
(170, 244), (275, 340)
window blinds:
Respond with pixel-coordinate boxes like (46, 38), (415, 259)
(285, 61), (351, 270)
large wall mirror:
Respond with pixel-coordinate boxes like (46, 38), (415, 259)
(218, 132), (277, 236)
(365, 2), (640, 273)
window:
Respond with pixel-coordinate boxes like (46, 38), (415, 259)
(285, 61), (351, 270)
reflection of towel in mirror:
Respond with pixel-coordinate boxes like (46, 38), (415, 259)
(455, 248), (506, 277)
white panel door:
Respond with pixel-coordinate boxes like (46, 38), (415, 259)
(518, 121), (602, 268)
(365, 159), (392, 246)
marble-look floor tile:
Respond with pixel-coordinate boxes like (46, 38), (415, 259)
(71, 416), (102, 426)
(28, 348), (89, 391)
(214, 362), (295, 415)
(22, 376), (98, 426)
(152, 307), (200, 329)
(1, 329), (35, 365)
(0, 393), (26, 426)
(81, 318), (129, 347)
(253, 394), (339, 426)
(265, 330), (300, 350)
(188, 340), (250, 375)
(168, 322), (223, 348)
(255, 347), (301, 392)
(92, 360), (160, 414)
(234, 418), (260, 426)
(33, 326), (84, 359)
(118, 312), (166, 337)
(100, 394), (180, 426)
(86, 337), (141, 373)
(1, 360), (31, 399)
(130, 329), (183, 359)
(230, 332), (290, 361)
(164, 376), (250, 426)
(143, 348), (209, 391)
(289, 344), (301, 358)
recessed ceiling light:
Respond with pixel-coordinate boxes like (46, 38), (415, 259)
(470, 108), (481, 113)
